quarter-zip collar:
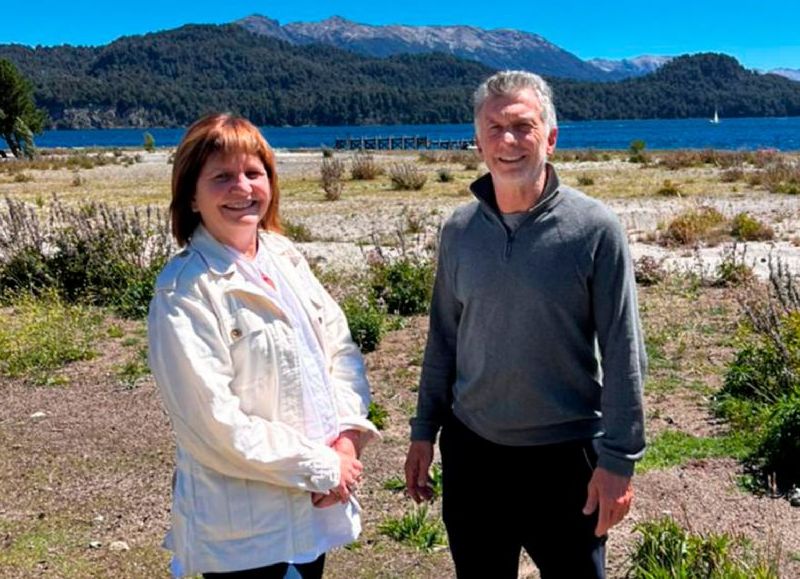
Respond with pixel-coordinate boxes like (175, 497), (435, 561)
(469, 163), (563, 260)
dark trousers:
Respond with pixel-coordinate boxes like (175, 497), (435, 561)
(203, 554), (325, 579)
(440, 415), (606, 579)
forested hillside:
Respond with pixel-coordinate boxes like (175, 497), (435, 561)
(2, 26), (799, 128)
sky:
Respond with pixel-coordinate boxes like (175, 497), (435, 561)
(4, 0), (799, 71)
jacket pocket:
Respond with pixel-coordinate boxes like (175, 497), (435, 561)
(227, 308), (283, 418)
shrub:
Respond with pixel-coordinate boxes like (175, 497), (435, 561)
(389, 163), (427, 191)
(350, 151), (382, 180)
(577, 174), (594, 187)
(752, 391), (800, 491)
(656, 179), (682, 197)
(730, 212), (774, 241)
(634, 255), (667, 286)
(321, 147), (334, 158)
(714, 245), (755, 288)
(0, 196), (173, 318)
(662, 206), (726, 245)
(282, 219), (314, 242)
(437, 168), (454, 183)
(721, 168), (745, 182)
(369, 256), (435, 316)
(628, 139), (649, 164)
(143, 132), (156, 152)
(0, 292), (100, 385)
(320, 157), (345, 201)
(627, 517), (778, 579)
(378, 505), (447, 552)
(341, 295), (385, 353)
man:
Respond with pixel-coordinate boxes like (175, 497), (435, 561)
(404, 71), (646, 579)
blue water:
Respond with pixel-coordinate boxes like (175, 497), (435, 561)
(7, 117), (800, 151)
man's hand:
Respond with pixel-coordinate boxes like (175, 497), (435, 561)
(404, 440), (434, 503)
(582, 466), (634, 537)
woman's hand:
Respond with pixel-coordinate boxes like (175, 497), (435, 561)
(312, 436), (363, 508)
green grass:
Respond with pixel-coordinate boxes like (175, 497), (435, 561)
(116, 345), (150, 389)
(638, 430), (752, 473)
(0, 293), (101, 384)
(367, 400), (389, 430)
(628, 516), (779, 578)
(378, 505), (447, 552)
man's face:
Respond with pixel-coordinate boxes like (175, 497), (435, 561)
(475, 88), (558, 190)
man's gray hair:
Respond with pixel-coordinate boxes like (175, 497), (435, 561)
(473, 70), (558, 134)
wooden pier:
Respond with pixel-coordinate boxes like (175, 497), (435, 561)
(334, 135), (475, 151)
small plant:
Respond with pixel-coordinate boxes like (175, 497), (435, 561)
(321, 147), (334, 158)
(378, 505), (447, 552)
(662, 205), (726, 246)
(577, 174), (594, 187)
(13, 172), (34, 183)
(369, 256), (435, 316)
(282, 219), (314, 242)
(341, 295), (385, 353)
(627, 517), (778, 578)
(389, 163), (427, 191)
(437, 168), (454, 183)
(0, 292), (99, 385)
(320, 157), (345, 201)
(628, 139), (649, 164)
(721, 168), (745, 183)
(730, 212), (774, 241)
(71, 171), (84, 187)
(367, 400), (389, 430)
(657, 179), (682, 197)
(142, 132), (156, 152)
(751, 391), (800, 491)
(634, 255), (667, 286)
(116, 345), (150, 389)
(350, 151), (382, 180)
(714, 245), (754, 287)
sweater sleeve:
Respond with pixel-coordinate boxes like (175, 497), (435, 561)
(410, 225), (461, 442)
(591, 215), (647, 476)
(148, 289), (342, 493)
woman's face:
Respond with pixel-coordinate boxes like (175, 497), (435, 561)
(192, 151), (271, 257)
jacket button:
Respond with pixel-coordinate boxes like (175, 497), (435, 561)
(230, 328), (242, 339)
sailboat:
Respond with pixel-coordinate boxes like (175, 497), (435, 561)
(710, 108), (720, 124)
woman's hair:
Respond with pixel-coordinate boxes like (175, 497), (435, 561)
(170, 113), (282, 246)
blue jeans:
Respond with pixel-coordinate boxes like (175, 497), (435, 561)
(440, 415), (606, 579)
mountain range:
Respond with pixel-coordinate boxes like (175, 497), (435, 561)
(1, 19), (799, 128)
(236, 15), (798, 83)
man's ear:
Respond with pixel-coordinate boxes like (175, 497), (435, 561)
(475, 133), (483, 157)
(546, 128), (558, 156)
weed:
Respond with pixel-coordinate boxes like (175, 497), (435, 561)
(437, 168), (454, 183)
(714, 245), (755, 288)
(369, 255), (434, 316)
(116, 345), (150, 389)
(350, 151), (382, 180)
(13, 172), (34, 183)
(0, 292), (99, 384)
(341, 295), (385, 353)
(378, 505), (447, 552)
(577, 174), (595, 187)
(367, 400), (389, 430)
(628, 139), (650, 164)
(721, 167), (745, 183)
(627, 516), (779, 578)
(657, 179), (682, 197)
(662, 206), (726, 246)
(320, 157), (345, 201)
(142, 132), (156, 152)
(730, 212), (775, 241)
(282, 219), (314, 242)
(389, 163), (427, 191)
(634, 255), (667, 286)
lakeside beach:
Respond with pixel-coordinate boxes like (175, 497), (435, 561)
(1, 148), (800, 578)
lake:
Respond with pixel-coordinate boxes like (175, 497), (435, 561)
(10, 117), (800, 151)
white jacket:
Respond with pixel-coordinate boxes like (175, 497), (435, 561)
(148, 225), (377, 575)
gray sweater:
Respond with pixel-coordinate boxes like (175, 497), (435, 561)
(410, 165), (647, 476)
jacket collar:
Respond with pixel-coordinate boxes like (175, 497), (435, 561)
(188, 225), (302, 278)
(470, 162), (562, 218)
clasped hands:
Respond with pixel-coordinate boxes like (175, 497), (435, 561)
(311, 430), (363, 508)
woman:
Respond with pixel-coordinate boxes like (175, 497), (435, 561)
(148, 113), (378, 578)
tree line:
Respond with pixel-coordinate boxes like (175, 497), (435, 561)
(1, 25), (800, 131)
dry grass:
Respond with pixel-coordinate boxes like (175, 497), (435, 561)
(2, 149), (800, 577)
